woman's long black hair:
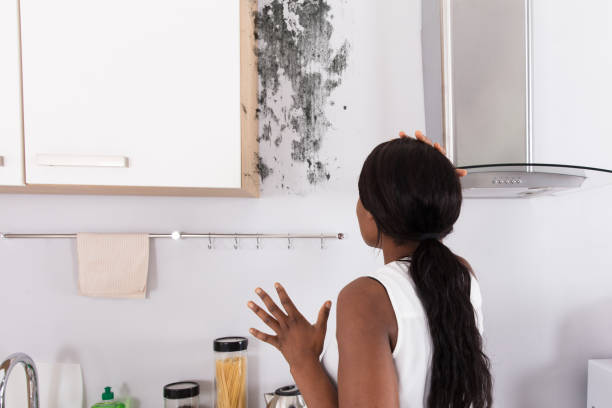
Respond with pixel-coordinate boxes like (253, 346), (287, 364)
(358, 137), (492, 408)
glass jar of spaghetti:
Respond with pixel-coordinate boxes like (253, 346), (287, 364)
(214, 337), (248, 408)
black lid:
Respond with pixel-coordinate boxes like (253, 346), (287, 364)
(163, 381), (200, 399)
(275, 385), (301, 396)
(214, 336), (248, 352)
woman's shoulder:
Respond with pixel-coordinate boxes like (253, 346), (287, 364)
(337, 261), (413, 309)
(337, 276), (397, 329)
(338, 276), (388, 303)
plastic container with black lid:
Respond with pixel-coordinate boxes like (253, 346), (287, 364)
(163, 381), (200, 408)
(214, 336), (248, 408)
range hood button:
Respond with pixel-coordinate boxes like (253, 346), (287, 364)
(490, 178), (523, 184)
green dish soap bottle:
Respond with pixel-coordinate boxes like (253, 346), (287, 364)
(92, 387), (126, 408)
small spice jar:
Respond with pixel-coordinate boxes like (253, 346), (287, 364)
(163, 381), (200, 408)
(214, 337), (248, 408)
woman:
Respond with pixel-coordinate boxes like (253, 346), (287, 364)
(247, 131), (493, 408)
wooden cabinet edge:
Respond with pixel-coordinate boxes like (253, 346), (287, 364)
(0, 184), (258, 197)
(240, 0), (260, 198)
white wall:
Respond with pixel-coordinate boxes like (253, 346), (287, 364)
(2, 1), (612, 408)
(452, 189), (612, 408)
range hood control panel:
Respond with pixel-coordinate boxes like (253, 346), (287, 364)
(461, 170), (587, 198)
(492, 177), (523, 185)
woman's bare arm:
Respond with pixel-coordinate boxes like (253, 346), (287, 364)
(247, 279), (399, 408)
(289, 358), (338, 408)
(337, 277), (400, 408)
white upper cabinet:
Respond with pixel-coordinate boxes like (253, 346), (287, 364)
(0, 0), (24, 186)
(532, 0), (612, 169)
(19, 0), (258, 195)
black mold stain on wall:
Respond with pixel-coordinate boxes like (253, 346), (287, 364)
(255, 0), (350, 185)
(256, 153), (273, 180)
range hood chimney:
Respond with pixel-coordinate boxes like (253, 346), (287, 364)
(422, 0), (612, 198)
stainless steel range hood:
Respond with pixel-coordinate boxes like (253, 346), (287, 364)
(422, 0), (612, 198)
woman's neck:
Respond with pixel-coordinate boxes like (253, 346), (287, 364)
(381, 236), (419, 264)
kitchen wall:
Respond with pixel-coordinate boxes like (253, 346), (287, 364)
(452, 189), (612, 408)
(1, 1), (612, 408)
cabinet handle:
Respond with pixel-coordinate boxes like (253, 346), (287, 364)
(36, 154), (128, 168)
(0, 156), (4, 167)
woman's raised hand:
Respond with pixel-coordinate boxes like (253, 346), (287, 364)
(399, 130), (468, 177)
(248, 283), (331, 369)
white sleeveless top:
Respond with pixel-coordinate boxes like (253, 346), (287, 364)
(320, 258), (484, 407)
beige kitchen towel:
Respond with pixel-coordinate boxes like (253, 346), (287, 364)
(77, 233), (150, 298)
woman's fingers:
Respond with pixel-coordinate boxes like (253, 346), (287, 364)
(401, 130), (437, 151)
(315, 301), (332, 331)
(414, 130), (433, 146)
(249, 328), (279, 349)
(416, 131), (449, 156)
(274, 283), (301, 317)
(248, 301), (281, 333)
(404, 130), (466, 177)
(256, 287), (288, 322)
(433, 142), (447, 155)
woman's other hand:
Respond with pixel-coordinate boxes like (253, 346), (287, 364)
(399, 130), (468, 177)
(248, 282), (332, 369)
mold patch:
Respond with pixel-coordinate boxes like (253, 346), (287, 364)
(255, 153), (273, 181)
(255, 0), (350, 187)
(259, 122), (272, 143)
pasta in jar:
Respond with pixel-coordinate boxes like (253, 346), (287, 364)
(214, 337), (248, 408)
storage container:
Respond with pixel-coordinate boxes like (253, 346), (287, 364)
(214, 337), (248, 408)
(163, 381), (200, 408)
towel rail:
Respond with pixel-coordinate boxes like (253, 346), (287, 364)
(0, 232), (345, 240)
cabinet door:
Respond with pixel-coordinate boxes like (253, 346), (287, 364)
(532, 0), (612, 169)
(20, 0), (241, 188)
(0, 0), (24, 186)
